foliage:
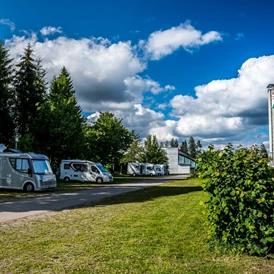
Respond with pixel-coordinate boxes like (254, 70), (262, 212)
(120, 138), (144, 164)
(260, 143), (268, 158)
(188, 136), (196, 158)
(86, 112), (135, 166)
(32, 67), (86, 170)
(198, 143), (274, 256)
(13, 43), (46, 138)
(143, 134), (168, 164)
(180, 140), (189, 154)
(0, 41), (15, 145)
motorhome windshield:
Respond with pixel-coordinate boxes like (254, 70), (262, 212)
(96, 164), (108, 173)
(32, 159), (53, 175)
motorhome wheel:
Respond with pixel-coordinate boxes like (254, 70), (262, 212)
(64, 177), (70, 182)
(24, 183), (34, 192)
(96, 177), (103, 184)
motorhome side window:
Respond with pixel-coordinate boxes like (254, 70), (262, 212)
(91, 166), (99, 173)
(9, 158), (30, 173)
(64, 164), (70, 169)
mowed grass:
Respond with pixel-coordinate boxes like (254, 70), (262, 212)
(1, 179), (274, 273)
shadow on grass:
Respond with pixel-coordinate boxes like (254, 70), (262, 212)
(84, 185), (203, 207)
(0, 185), (203, 215)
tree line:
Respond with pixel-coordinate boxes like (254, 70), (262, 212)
(0, 42), (170, 171)
(160, 137), (202, 158)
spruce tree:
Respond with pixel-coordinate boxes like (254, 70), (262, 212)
(174, 139), (179, 148)
(180, 140), (188, 154)
(260, 143), (268, 158)
(188, 136), (196, 158)
(13, 43), (46, 138)
(33, 67), (86, 169)
(0, 41), (15, 145)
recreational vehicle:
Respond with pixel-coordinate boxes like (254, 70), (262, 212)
(154, 164), (169, 176)
(0, 152), (56, 192)
(127, 162), (156, 176)
(59, 160), (113, 183)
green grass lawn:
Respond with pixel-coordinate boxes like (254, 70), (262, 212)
(1, 179), (274, 273)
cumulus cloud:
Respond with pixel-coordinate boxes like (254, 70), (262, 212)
(0, 19), (15, 31)
(148, 55), (274, 145)
(145, 21), (223, 60)
(40, 26), (62, 36)
(4, 29), (178, 138)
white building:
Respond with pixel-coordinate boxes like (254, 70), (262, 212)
(163, 147), (196, 175)
(267, 84), (274, 160)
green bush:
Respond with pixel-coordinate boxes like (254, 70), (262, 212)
(197, 143), (274, 256)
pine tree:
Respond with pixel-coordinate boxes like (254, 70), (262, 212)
(180, 140), (188, 154)
(0, 41), (15, 145)
(33, 67), (86, 169)
(170, 138), (175, 147)
(13, 43), (46, 138)
(196, 140), (202, 156)
(188, 136), (196, 158)
(260, 143), (268, 158)
(174, 139), (179, 148)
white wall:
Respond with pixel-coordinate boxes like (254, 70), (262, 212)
(163, 148), (191, 175)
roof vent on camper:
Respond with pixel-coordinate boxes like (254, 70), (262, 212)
(0, 144), (7, 153)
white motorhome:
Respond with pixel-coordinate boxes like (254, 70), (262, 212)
(127, 162), (156, 176)
(60, 160), (113, 183)
(0, 151), (56, 192)
(154, 164), (167, 176)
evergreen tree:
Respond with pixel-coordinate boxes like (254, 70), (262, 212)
(174, 139), (179, 148)
(188, 136), (196, 158)
(180, 140), (188, 154)
(196, 140), (202, 156)
(165, 140), (169, 147)
(143, 135), (168, 164)
(170, 138), (175, 147)
(0, 41), (15, 145)
(33, 67), (86, 169)
(13, 43), (46, 139)
(260, 143), (268, 158)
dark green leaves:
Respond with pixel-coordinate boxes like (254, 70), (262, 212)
(198, 144), (274, 256)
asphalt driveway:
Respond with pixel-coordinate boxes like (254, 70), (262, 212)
(0, 178), (180, 224)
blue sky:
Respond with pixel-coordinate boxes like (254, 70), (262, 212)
(1, 0), (274, 149)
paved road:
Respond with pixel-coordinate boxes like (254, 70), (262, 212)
(0, 177), (185, 224)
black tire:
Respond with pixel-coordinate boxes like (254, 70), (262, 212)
(96, 177), (103, 184)
(150, 173), (153, 176)
(64, 177), (70, 183)
(132, 173), (136, 177)
(24, 182), (34, 192)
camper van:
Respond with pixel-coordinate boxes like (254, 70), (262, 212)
(59, 160), (113, 183)
(127, 162), (156, 176)
(0, 152), (56, 192)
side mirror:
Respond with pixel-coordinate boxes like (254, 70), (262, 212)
(28, 168), (32, 175)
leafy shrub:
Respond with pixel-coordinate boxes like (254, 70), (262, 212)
(197, 143), (274, 256)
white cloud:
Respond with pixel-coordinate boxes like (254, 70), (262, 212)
(40, 26), (62, 36)
(0, 19), (15, 31)
(235, 32), (244, 40)
(145, 21), (223, 60)
(147, 55), (274, 146)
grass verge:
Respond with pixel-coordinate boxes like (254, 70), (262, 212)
(1, 179), (274, 273)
